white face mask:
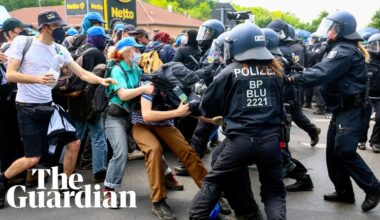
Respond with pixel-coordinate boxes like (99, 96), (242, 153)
(132, 52), (141, 64)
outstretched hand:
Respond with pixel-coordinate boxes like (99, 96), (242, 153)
(101, 78), (118, 87)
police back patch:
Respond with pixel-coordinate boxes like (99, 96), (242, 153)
(327, 50), (337, 59)
(242, 77), (272, 109)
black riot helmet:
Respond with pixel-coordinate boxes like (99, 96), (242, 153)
(224, 23), (274, 63)
(368, 33), (380, 57)
(197, 19), (225, 51)
(262, 28), (283, 56)
(287, 24), (298, 41)
(315, 11), (362, 42)
(266, 19), (291, 41)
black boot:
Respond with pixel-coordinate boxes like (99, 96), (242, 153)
(0, 173), (8, 209)
(324, 191), (355, 204)
(286, 174), (314, 192)
(362, 190), (380, 212)
(309, 128), (321, 147)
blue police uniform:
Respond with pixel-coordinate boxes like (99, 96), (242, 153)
(189, 62), (286, 219)
(293, 40), (380, 197)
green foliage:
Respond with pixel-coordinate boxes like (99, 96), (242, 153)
(304, 10), (328, 33)
(369, 8), (380, 29)
(0, 0), (64, 11)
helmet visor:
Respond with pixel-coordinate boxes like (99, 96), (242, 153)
(369, 40), (380, 53)
(197, 26), (215, 41)
(207, 39), (223, 62)
(315, 18), (342, 39)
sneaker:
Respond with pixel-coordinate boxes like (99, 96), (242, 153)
(165, 172), (184, 191)
(310, 128), (321, 147)
(358, 142), (367, 150)
(103, 188), (120, 209)
(0, 174), (7, 209)
(362, 190), (380, 212)
(93, 170), (107, 183)
(324, 191), (355, 204)
(371, 144), (380, 153)
(152, 200), (176, 220)
(286, 174), (314, 192)
(128, 149), (145, 160)
(219, 197), (232, 215)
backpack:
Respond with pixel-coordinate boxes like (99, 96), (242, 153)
(140, 47), (164, 74)
(92, 60), (125, 113)
(54, 46), (97, 96)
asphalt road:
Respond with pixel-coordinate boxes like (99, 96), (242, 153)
(1, 107), (380, 220)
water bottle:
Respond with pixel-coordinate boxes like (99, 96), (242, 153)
(209, 203), (221, 220)
(48, 52), (65, 88)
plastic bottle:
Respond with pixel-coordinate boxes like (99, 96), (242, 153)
(48, 52), (65, 88)
(209, 203), (221, 220)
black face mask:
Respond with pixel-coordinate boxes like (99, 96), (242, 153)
(198, 39), (213, 52)
(17, 29), (29, 36)
(51, 27), (65, 44)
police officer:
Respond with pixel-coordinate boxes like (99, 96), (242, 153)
(289, 11), (380, 212)
(263, 28), (314, 192)
(189, 23), (286, 220)
(358, 33), (380, 152)
(267, 20), (321, 147)
(175, 19), (225, 175)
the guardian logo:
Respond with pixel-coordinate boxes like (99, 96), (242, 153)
(6, 167), (136, 209)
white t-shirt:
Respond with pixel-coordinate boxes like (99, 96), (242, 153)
(7, 36), (73, 103)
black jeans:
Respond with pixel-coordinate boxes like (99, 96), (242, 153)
(189, 134), (286, 220)
(191, 121), (217, 158)
(327, 106), (380, 194)
(360, 99), (380, 144)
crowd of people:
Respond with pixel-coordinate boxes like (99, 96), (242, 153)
(0, 8), (380, 220)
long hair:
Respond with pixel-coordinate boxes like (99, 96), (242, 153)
(356, 42), (370, 63)
(243, 59), (284, 78)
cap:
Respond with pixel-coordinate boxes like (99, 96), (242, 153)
(87, 26), (110, 39)
(84, 12), (106, 24)
(123, 24), (136, 32)
(38, 10), (67, 30)
(66, 28), (79, 36)
(2, 18), (29, 32)
(128, 28), (149, 36)
(116, 37), (143, 51)
(113, 23), (125, 31)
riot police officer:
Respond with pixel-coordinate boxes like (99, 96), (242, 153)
(263, 28), (314, 192)
(189, 23), (286, 220)
(289, 11), (380, 212)
(267, 20), (321, 147)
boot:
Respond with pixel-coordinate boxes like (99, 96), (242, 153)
(371, 144), (380, 153)
(362, 190), (380, 212)
(324, 191), (355, 204)
(310, 128), (321, 147)
(286, 174), (314, 192)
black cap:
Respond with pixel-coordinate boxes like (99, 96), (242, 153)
(128, 28), (149, 36)
(38, 10), (66, 30)
(123, 24), (136, 32)
(2, 18), (29, 32)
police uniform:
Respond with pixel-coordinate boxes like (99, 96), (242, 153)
(293, 41), (380, 199)
(189, 61), (286, 219)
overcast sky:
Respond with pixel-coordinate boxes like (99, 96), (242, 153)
(221, 0), (380, 29)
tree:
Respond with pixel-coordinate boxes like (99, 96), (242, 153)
(0, 0), (63, 11)
(369, 8), (380, 29)
(304, 10), (328, 33)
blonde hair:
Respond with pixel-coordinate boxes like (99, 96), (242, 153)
(356, 42), (370, 63)
(107, 46), (134, 61)
(243, 59), (284, 78)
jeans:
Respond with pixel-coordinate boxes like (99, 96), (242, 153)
(60, 117), (108, 174)
(360, 99), (380, 144)
(104, 114), (129, 189)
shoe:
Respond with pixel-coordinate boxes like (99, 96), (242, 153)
(286, 174), (314, 192)
(362, 190), (380, 212)
(102, 188), (120, 209)
(174, 164), (189, 176)
(219, 197), (232, 215)
(128, 149), (145, 160)
(225, 210), (264, 220)
(371, 144), (380, 153)
(93, 170), (107, 183)
(25, 168), (49, 187)
(210, 140), (221, 148)
(324, 191), (355, 204)
(313, 109), (326, 115)
(282, 159), (296, 178)
(165, 172), (184, 191)
(358, 142), (367, 150)
(152, 200), (176, 220)
(0, 174), (7, 209)
(310, 128), (321, 147)
(303, 103), (312, 109)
